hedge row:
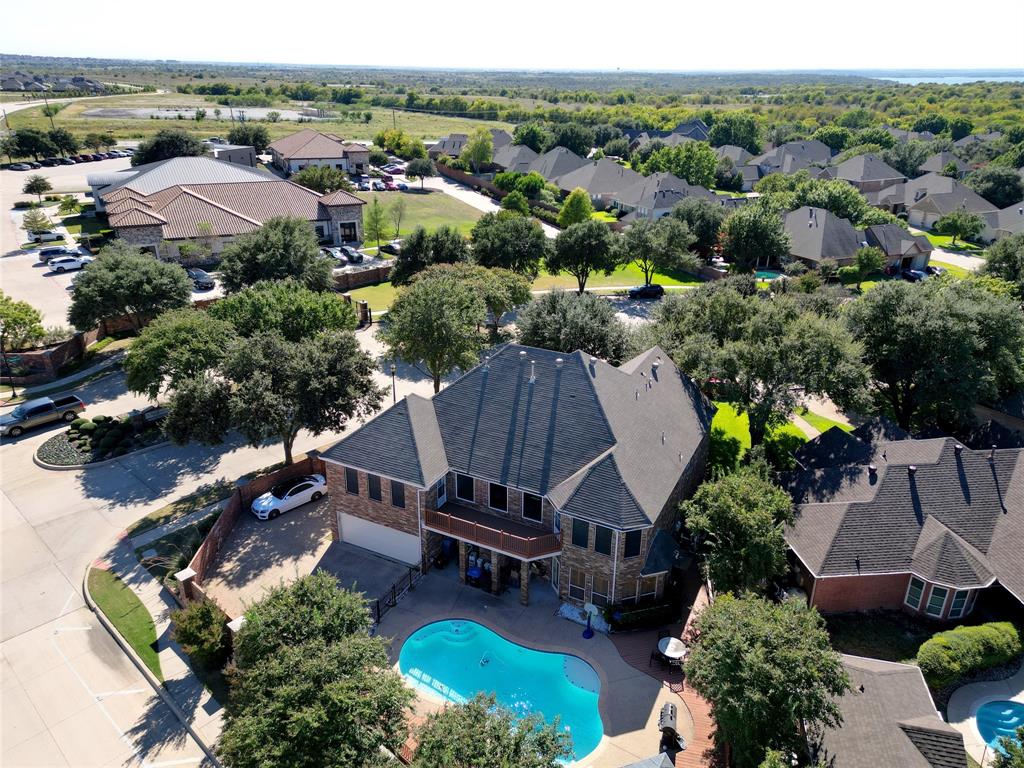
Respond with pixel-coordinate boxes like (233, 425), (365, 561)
(917, 621), (1022, 689)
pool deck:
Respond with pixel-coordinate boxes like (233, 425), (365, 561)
(947, 664), (1024, 766)
(378, 566), (706, 767)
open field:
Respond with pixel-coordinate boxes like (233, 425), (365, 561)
(357, 189), (484, 238)
(7, 91), (513, 143)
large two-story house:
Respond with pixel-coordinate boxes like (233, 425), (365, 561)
(320, 344), (714, 607)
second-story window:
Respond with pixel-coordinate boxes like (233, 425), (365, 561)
(522, 492), (543, 522)
(571, 518), (589, 548)
(367, 474), (382, 502)
(624, 530), (642, 558)
(456, 473), (474, 503)
(391, 480), (405, 509)
(345, 467), (359, 495)
(594, 525), (613, 556)
(489, 483), (508, 512)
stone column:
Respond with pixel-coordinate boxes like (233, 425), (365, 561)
(491, 550), (500, 594)
(519, 560), (530, 606)
(458, 541), (467, 584)
(174, 567), (196, 605)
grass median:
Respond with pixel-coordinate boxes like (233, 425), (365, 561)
(88, 568), (162, 681)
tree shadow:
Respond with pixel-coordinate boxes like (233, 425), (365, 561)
(120, 680), (217, 768)
(707, 427), (742, 475)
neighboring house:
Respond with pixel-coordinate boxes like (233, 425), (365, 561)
(714, 144), (753, 167)
(814, 655), (969, 768)
(783, 206), (864, 266)
(527, 146), (589, 182)
(906, 185), (998, 229)
(319, 344), (714, 607)
(491, 143), (539, 173)
(974, 391), (1024, 435)
(551, 158), (643, 204)
(863, 223), (933, 270)
(267, 129), (370, 175)
(884, 126), (937, 143)
(979, 200), (1024, 243)
(738, 164), (762, 192)
(203, 140), (257, 168)
(428, 133), (468, 159)
(90, 156), (365, 259)
(784, 426), (1024, 619)
(490, 129), (513, 151)
(751, 140), (834, 172)
(954, 131), (1003, 149)
(918, 151), (970, 177)
(829, 153), (907, 193)
(625, 119), (710, 150)
(612, 172), (717, 220)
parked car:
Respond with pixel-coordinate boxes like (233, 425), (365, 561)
(380, 240), (402, 256)
(48, 254), (93, 273)
(250, 474), (327, 520)
(320, 247), (348, 264)
(372, 180), (386, 191)
(628, 284), (666, 299)
(40, 158), (61, 167)
(925, 265), (947, 277)
(339, 245), (362, 263)
(383, 181), (398, 191)
(73, 155), (91, 162)
(37, 245), (79, 263)
(380, 174), (394, 183)
(59, 157), (76, 165)
(901, 268), (927, 282)
(88, 154), (103, 161)
(397, 182), (409, 191)
(9, 163), (32, 171)
(185, 268), (215, 290)
(357, 181), (371, 191)
(28, 231), (64, 243)
(0, 395), (86, 438)
(27, 161), (41, 169)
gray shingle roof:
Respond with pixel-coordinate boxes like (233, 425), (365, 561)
(752, 140), (833, 169)
(322, 344), (713, 529)
(863, 224), (933, 258)
(612, 172), (716, 210)
(553, 158), (642, 195)
(832, 153), (907, 184)
(816, 656), (968, 768)
(783, 206), (865, 263)
(90, 156), (273, 196)
(528, 147), (589, 181)
(492, 143), (538, 172)
(919, 152), (969, 175)
(785, 438), (1024, 597)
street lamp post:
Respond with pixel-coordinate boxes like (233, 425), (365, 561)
(391, 363), (397, 404)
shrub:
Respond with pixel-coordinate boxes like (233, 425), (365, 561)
(170, 598), (231, 670)
(917, 622), (1022, 688)
(70, 418), (87, 429)
(77, 421), (97, 434)
(92, 415), (108, 424)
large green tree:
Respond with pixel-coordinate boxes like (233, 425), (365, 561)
(513, 122), (549, 153)
(708, 112), (761, 154)
(685, 594), (850, 768)
(363, 198), (390, 252)
(414, 693), (572, 768)
(546, 219), (619, 293)
(471, 211), (550, 279)
(290, 165), (354, 194)
(413, 263), (530, 332)
(837, 246), (886, 290)
(47, 128), (79, 157)
(517, 290), (629, 365)
(935, 210), (985, 246)
(218, 573), (412, 768)
(388, 225), (470, 286)
(6, 128), (56, 160)
(618, 217), (698, 285)
(460, 127), (493, 174)
(720, 203), (791, 271)
(545, 123), (594, 157)
(404, 158), (435, 190)
(557, 188), (594, 228)
(882, 140), (932, 178)
(0, 292), (45, 396)
(131, 128), (208, 166)
(637, 142), (718, 188)
(22, 175), (52, 203)
(670, 197), (729, 255)
(68, 242), (192, 333)
(682, 466), (793, 594)
(227, 124), (270, 153)
(983, 232), (1024, 298)
(965, 165), (1024, 209)
(655, 284), (867, 445)
(794, 178), (870, 223)
(381, 270), (486, 392)
(845, 278), (1024, 431)
(219, 216), (332, 293)
(209, 279), (356, 341)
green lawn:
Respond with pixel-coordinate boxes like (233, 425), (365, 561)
(930, 259), (970, 279)
(345, 281), (399, 312)
(61, 212), (111, 239)
(921, 232), (985, 253)
(590, 210), (617, 223)
(709, 401), (808, 472)
(126, 480), (235, 538)
(358, 189), (484, 238)
(797, 407), (853, 434)
(88, 568), (162, 680)
(533, 262), (703, 291)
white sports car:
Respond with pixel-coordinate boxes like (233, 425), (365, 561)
(251, 474), (327, 520)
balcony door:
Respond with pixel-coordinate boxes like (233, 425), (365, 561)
(435, 477), (447, 509)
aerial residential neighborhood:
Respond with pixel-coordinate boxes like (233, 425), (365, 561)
(1, 21), (1023, 768)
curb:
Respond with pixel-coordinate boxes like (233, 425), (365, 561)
(33, 439), (171, 471)
(82, 564), (222, 768)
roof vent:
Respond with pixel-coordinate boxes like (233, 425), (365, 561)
(679, 452), (683, 462)
(519, 350), (527, 360)
(589, 356), (597, 366)
(654, 356), (662, 368)
(635, 389), (639, 400)
(555, 357), (563, 369)
(529, 360), (536, 385)
(954, 443), (963, 455)
(483, 355), (490, 371)
(868, 464), (877, 475)
(908, 465), (917, 476)
(661, 431), (666, 444)
(990, 444), (997, 462)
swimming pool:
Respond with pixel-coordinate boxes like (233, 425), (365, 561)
(976, 700), (1024, 754)
(398, 619), (603, 762)
(756, 269), (784, 280)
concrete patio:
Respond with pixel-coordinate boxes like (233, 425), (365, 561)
(377, 565), (699, 767)
(947, 663), (1024, 766)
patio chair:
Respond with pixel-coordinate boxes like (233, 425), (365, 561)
(649, 649), (669, 669)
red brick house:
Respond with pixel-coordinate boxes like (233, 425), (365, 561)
(784, 421), (1024, 619)
(319, 344), (713, 606)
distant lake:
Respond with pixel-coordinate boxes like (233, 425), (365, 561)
(883, 76), (1023, 84)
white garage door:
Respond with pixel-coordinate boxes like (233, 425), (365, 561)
(339, 513), (421, 565)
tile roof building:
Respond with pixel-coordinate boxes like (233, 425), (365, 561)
(90, 156), (365, 260)
(320, 344), (714, 606)
(784, 426), (1024, 618)
(267, 129), (369, 175)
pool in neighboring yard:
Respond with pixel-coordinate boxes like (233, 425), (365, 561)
(399, 619), (603, 762)
(976, 700), (1024, 754)
(755, 269), (784, 280)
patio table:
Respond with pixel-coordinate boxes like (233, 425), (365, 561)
(658, 637), (687, 660)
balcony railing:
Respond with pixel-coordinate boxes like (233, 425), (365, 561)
(424, 507), (561, 559)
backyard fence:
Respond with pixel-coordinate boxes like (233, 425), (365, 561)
(371, 565), (423, 626)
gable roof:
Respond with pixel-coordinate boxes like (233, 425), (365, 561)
(492, 142), (538, 172)
(752, 140), (833, 169)
(784, 437), (1024, 599)
(267, 129), (367, 161)
(909, 185), (999, 216)
(816, 656), (968, 768)
(919, 152), (970, 175)
(714, 145), (753, 165)
(322, 345), (714, 529)
(864, 223), (933, 258)
(613, 172), (716, 211)
(832, 153), (907, 184)
(430, 133), (469, 156)
(528, 147), (589, 181)
(783, 206), (864, 263)
(983, 201), (1024, 238)
(490, 129), (513, 151)
(552, 158), (643, 195)
(89, 156), (273, 197)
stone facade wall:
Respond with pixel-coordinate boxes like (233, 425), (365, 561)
(113, 224), (163, 249)
(323, 463), (420, 538)
(325, 205), (364, 245)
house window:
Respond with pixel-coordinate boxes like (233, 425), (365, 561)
(314, 224), (327, 240)
(456, 473), (474, 502)
(639, 575), (658, 599)
(554, 511), (561, 532)
(948, 589), (970, 619)
(926, 586), (948, 617)
(592, 574), (610, 607)
(367, 474), (382, 502)
(905, 577), (925, 610)
(435, 477), (447, 508)
(571, 519), (589, 548)
(489, 483), (508, 512)
(339, 222), (357, 242)
(345, 467), (359, 495)
(391, 480), (405, 509)
(624, 530), (642, 559)
(522, 492), (543, 522)
(594, 526), (613, 556)
(965, 590), (978, 616)
(569, 569), (587, 601)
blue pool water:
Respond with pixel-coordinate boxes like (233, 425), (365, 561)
(756, 269), (783, 280)
(977, 700), (1024, 754)
(399, 619), (603, 762)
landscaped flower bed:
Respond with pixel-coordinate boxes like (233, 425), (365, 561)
(36, 414), (165, 466)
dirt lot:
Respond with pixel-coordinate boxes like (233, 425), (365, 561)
(201, 497), (411, 619)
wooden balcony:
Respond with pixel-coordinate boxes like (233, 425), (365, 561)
(424, 503), (561, 560)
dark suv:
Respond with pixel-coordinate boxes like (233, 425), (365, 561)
(628, 284), (666, 299)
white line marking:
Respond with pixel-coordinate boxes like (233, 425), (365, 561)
(95, 687), (147, 699)
(57, 588), (77, 617)
(142, 758), (204, 767)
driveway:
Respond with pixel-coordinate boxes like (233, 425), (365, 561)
(907, 227), (986, 272)
(422, 175), (560, 239)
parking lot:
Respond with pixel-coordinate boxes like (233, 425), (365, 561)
(201, 497), (409, 620)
